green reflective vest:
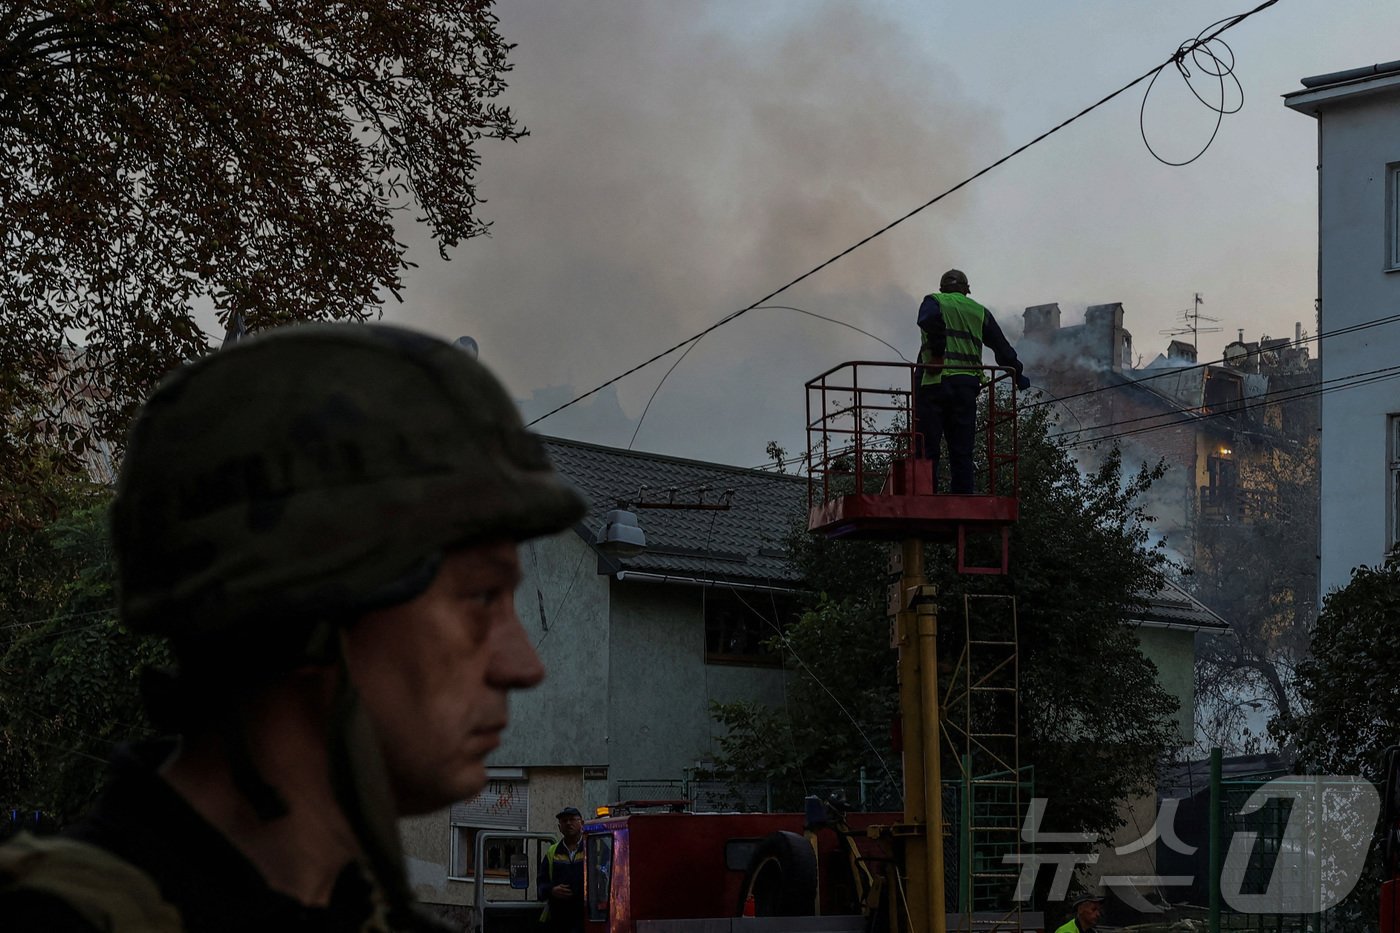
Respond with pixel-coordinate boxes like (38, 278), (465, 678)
(920, 291), (988, 386)
(539, 839), (583, 924)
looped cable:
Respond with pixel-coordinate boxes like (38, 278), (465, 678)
(1141, 18), (1247, 167)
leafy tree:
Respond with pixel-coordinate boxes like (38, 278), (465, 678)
(1, 0), (524, 521)
(1284, 552), (1400, 930)
(1289, 552), (1400, 773)
(0, 486), (167, 823)
(712, 402), (1182, 843)
(1191, 438), (1318, 756)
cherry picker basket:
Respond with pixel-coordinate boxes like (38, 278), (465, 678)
(805, 361), (1020, 574)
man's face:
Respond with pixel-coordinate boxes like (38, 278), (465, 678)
(344, 541), (544, 815)
(558, 813), (583, 841)
(1076, 900), (1102, 928)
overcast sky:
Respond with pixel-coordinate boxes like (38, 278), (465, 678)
(380, 0), (1400, 467)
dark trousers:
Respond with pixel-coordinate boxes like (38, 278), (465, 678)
(913, 375), (979, 494)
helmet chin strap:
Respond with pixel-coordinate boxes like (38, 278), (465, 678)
(325, 625), (449, 932)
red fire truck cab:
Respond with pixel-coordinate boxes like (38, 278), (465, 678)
(580, 802), (892, 933)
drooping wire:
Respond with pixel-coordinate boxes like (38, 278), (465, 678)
(1139, 18), (1246, 166)
(626, 304), (908, 451)
(649, 352), (1381, 504)
(525, 0), (1282, 432)
(629, 337), (706, 450)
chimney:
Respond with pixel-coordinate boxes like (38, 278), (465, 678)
(1023, 303), (1061, 338)
(1085, 303), (1126, 372)
(1167, 339), (1198, 363)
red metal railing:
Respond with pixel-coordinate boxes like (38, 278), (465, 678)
(804, 361), (1020, 515)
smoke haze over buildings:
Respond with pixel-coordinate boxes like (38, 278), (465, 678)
(380, 0), (1400, 466)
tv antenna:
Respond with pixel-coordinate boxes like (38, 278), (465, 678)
(1159, 292), (1220, 348)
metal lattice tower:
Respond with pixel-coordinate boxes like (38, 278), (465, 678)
(944, 594), (1023, 932)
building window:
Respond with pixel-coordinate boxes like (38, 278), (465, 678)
(449, 778), (529, 882)
(1201, 449), (1240, 522)
(1390, 415), (1400, 553)
(451, 829), (528, 881)
(1389, 163), (1400, 271)
(703, 588), (797, 666)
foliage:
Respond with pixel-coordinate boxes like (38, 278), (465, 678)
(1289, 553), (1400, 775)
(0, 486), (168, 822)
(712, 401), (1183, 842)
(0, 0), (524, 523)
(1191, 438), (1318, 756)
(1282, 552), (1400, 930)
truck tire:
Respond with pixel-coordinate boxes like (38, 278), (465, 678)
(736, 831), (818, 917)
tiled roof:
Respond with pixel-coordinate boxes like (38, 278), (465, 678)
(1132, 577), (1230, 632)
(542, 437), (807, 587)
(541, 439), (1234, 626)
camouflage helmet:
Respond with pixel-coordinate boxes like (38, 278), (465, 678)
(112, 323), (586, 640)
(939, 268), (970, 294)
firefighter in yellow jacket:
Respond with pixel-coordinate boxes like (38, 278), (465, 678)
(914, 268), (1030, 494)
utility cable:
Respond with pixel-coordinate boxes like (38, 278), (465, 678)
(719, 579), (902, 796)
(1140, 17), (1245, 166)
(526, 0), (1282, 431)
(641, 350), (1379, 504)
(1021, 311), (1400, 410)
(624, 298), (1394, 500)
(1049, 362), (1400, 445)
(1065, 367), (1398, 448)
(1061, 368), (1400, 450)
(627, 305), (907, 450)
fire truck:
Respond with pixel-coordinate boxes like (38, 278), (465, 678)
(471, 796), (1046, 933)
(473, 362), (1036, 933)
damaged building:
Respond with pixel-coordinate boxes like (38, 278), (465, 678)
(1017, 301), (1319, 567)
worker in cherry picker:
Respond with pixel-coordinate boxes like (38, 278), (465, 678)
(538, 807), (586, 933)
(914, 268), (1030, 494)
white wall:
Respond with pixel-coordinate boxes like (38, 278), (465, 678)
(499, 530), (612, 766)
(606, 579), (789, 786)
(1291, 78), (1400, 598)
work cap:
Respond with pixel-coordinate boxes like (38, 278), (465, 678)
(556, 807), (582, 819)
(940, 268), (970, 292)
(1073, 894), (1106, 907)
(113, 323), (586, 639)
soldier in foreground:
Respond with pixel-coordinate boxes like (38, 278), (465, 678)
(0, 324), (586, 931)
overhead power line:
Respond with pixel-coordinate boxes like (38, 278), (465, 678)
(1023, 311), (1400, 410)
(651, 360), (1369, 505)
(1052, 362), (1400, 445)
(1060, 366), (1400, 451)
(526, 0), (1282, 430)
(626, 304), (909, 450)
(643, 332), (1390, 501)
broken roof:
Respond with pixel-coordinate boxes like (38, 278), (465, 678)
(543, 437), (806, 587)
